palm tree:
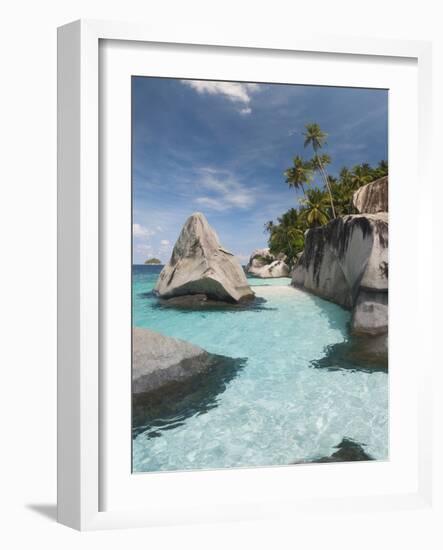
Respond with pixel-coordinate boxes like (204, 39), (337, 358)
(287, 226), (305, 257)
(310, 153), (331, 171)
(303, 123), (337, 218)
(339, 166), (353, 187)
(375, 160), (388, 178)
(300, 188), (330, 227)
(329, 180), (353, 216)
(284, 155), (313, 197)
(350, 164), (373, 190)
(264, 220), (274, 234)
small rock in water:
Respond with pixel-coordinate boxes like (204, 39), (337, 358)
(293, 437), (374, 464)
(246, 248), (290, 278)
(315, 438), (374, 462)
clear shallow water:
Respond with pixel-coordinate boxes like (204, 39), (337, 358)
(132, 265), (388, 472)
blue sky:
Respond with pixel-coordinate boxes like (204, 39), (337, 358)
(132, 77), (388, 264)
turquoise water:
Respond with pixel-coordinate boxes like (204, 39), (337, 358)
(132, 265), (388, 472)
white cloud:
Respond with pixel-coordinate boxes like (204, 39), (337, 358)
(132, 223), (156, 238)
(194, 168), (256, 211)
(135, 243), (152, 252)
(160, 239), (170, 246)
(182, 80), (259, 114)
(195, 196), (226, 211)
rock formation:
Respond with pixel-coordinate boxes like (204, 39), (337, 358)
(292, 213), (388, 336)
(154, 213), (254, 304)
(294, 438), (373, 464)
(353, 176), (388, 214)
(246, 248), (290, 278)
(133, 327), (244, 395)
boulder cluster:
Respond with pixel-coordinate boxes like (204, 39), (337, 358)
(292, 177), (389, 338)
(245, 248), (290, 278)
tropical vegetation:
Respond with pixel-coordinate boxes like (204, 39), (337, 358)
(265, 123), (388, 266)
(144, 257), (162, 265)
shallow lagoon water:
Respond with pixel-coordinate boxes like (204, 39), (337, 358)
(132, 265), (388, 472)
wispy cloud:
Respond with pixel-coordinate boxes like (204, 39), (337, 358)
(194, 167), (256, 211)
(132, 223), (157, 238)
(182, 80), (260, 114)
(134, 242), (152, 254)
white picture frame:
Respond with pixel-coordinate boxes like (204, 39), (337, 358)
(57, 19), (434, 531)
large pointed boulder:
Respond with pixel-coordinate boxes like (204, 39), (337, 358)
(154, 213), (254, 303)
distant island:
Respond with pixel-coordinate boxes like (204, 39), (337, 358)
(144, 257), (161, 265)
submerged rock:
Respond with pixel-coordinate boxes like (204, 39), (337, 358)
(133, 327), (244, 395)
(313, 333), (388, 372)
(157, 293), (267, 311)
(314, 438), (374, 463)
(154, 212), (254, 304)
(132, 328), (246, 438)
(246, 248), (290, 278)
(292, 213), (388, 336)
(353, 176), (388, 214)
(293, 438), (374, 464)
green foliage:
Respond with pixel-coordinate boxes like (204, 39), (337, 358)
(144, 257), (161, 265)
(303, 123), (337, 218)
(284, 155), (313, 194)
(303, 123), (328, 152)
(265, 159), (388, 266)
(265, 208), (305, 261)
(310, 153), (331, 171)
(300, 188), (330, 226)
(254, 254), (274, 265)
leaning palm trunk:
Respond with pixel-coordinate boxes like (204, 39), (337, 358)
(316, 155), (336, 219)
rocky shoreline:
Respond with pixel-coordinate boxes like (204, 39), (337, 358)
(144, 179), (389, 379)
(245, 248), (290, 278)
(134, 179), (388, 457)
(291, 177), (388, 363)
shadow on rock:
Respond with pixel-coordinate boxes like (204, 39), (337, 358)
(294, 438), (374, 464)
(312, 332), (388, 373)
(132, 354), (246, 439)
(154, 294), (276, 312)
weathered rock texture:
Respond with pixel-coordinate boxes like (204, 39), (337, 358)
(154, 213), (254, 303)
(132, 328), (246, 437)
(133, 327), (242, 395)
(292, 213), (388, 335)
(353, 176), (388, 214)
(246, 248), (290, 278)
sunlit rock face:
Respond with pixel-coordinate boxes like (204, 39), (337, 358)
(154, 212), (254, 304)
(353, 176), (388, 214)
(292, 213), (388, 336)
(246, 248), (290, 278)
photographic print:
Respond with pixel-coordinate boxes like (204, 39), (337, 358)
(131, 77), (388, 473)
